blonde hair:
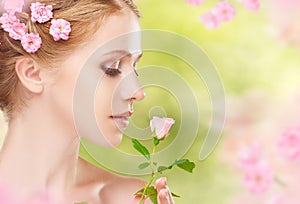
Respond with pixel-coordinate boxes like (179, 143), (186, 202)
(0, 0), (140, 119)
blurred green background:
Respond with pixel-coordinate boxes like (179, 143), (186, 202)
(80, 0), (300, 203)
(79, 0), (300, 203)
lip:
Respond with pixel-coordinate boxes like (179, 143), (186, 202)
(110, 111), (133, 129)
(111, 111), (133, 118)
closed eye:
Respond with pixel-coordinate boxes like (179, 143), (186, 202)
(103, 67), (122, 76)
(101, 60), (122, 77)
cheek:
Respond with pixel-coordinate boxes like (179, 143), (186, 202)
(94, 78), (123, 146)
(94, 78), (114, 118)
(46, 68), (79, 127)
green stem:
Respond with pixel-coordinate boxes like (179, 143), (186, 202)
(139, 173), (156, 204)
(139, 142), (157, 203)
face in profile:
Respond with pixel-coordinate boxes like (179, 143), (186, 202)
(45, 10), (145, 147)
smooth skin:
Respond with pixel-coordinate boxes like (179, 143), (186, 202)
(0, 7), (174, 204)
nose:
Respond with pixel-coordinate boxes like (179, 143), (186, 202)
(131, 86), (146, 101)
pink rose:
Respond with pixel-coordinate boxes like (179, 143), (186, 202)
(8, 22), (26, 40)
(49, 19), (72, 41)
(30, 2), (53, 23)
(0, 13), (20, 32)
(21, 33), (42, 54)
(150, 117), (175, 140)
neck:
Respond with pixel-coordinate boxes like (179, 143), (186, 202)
(0, 103), (80, 201)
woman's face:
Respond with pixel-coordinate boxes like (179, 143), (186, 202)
(44, 10), (145, 147)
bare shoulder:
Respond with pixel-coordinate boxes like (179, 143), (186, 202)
(75, 157), (146, 204)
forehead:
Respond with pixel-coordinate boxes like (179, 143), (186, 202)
(88, 11), (142, 56)
(61, 11), (141, 68)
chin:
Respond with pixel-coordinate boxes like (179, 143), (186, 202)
(105, 132), (123, 147)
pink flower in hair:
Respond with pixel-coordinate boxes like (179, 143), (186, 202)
(49, 19), (71, 41)
(213, 1), (236, 22)
(4, 0), (25, 14)
(21, 33), (42, 53)
(30, 2), (53, 23)
(8, 22), (26, 40)
(0, 13), (20, 32)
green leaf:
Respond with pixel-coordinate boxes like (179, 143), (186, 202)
(132, 139), (150, 160)
(176, 159), (195, 173)
(134, 186), (158, 204)
(134, 188), (144, 196)
(171, 192), (181, 198)
(145, 186), (158, 204)
(173, 159), (189, 165)
(157, 165), (172, 172)
(138, 162), (150, 169)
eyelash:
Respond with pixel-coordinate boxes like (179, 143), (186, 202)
(102, 60), (122, 77)
(102, 59), (139, 77)
(104, 67), (122, 76)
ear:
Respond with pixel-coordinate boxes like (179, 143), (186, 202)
(15, 58), (44, 94)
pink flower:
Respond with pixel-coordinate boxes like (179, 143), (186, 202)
(238, 142), (262, 169)
(278, 127), (300, 161)
(265, 194), (284, 204)
(200, 11), (220, 29)
(30, 2), (53, 23)
(8, 22), (26, 40)
(186, 0), (205, 6)
(213, 1), (236, 22)
(21, 33), (42, 53)
(241, 0), (260, 12)
(4, 0), (25, 14)
(150, 116), (175, 140)
(0, 13), (20, 32)
(49, 19), (71, 41)
(243, 162), (273, 194)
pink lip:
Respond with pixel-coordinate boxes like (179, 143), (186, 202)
(110, 111), (133, 129)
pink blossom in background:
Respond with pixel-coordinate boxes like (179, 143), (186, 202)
(241, 0), (260, 11)
(267, 0), (300, 49)
(213, 1), (236, 22)
(150, 116), (175, 140)
(238, 142), (263, 169)
(278, 127), (300, 161)
(186, 0), (205, 6)
(200, 11), (220, 29)
(265, 194), (284, 204)
(20, 33), (42, 54)
(243, 162), (273, 193)
(49, 19), (72, 41)
(30, 2), (53, 23)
